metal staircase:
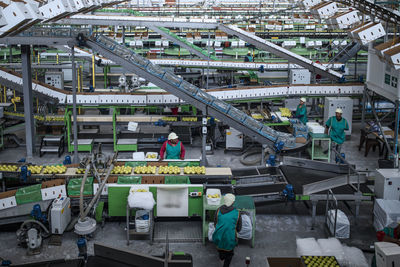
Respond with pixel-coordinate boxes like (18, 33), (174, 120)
(328, 42), (362, 65)
(85, 34), (296, 147)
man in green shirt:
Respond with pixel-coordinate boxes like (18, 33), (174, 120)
(325, 108), (349, 155)
(294, 97), (308, 124)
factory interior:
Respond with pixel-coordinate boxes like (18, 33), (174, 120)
(0, 0), (400, 266)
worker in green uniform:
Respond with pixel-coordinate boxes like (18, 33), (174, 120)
(213, 194), (242, 267)
(244, 51), (253, 62)
(159, 132), (186, 160)
(325, 108), (349, 155)
(294, 97), (308, 124)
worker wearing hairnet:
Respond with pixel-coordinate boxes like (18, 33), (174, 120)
(213, 194), (242, 267)
(325, 108), (349, 154)
(159, 132), (185, 160)
(294, 97), (308, 124)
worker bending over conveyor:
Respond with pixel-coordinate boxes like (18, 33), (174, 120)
(159, 132), (185, 160)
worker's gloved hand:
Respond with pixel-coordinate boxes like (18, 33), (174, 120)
(180, 157), (184, 160)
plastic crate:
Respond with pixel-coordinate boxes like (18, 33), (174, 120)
(244, 117), (263, 131)
(117, 176), (142, 184)
(165, 176), (191, 184)
(15, 184), (43, 205)
(227, 107), (247, 122)
(146, 64), (165, 78)
(260, 126), (278, 140)
(163, 71), (182, 87)
(211, 99), (231, 113)
(194, 90), (215, 104)
(125, 161), (147, 167)
(130, 53), (150, 68)
(180, 81), (199, 95)
(206, 188), (221, 206)
(67, 177), (94, 197)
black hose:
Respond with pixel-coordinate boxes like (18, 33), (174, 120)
(240, 149), (266, 166)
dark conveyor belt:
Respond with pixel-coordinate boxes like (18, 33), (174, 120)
(280, 165), (372, 195)
(84, 34), (301, 149)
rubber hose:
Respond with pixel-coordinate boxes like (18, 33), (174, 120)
(65, 216), (79, 232)
(240, 150), (266, 166)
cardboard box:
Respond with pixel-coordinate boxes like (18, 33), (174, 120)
(267, 257), (304, 267)
(142, 176), (165, 184)
(41, 179), (66, 200)
(0, 190), (17, 210)
(296, 137), (307, 144)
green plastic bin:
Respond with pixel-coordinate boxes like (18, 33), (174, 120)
(117, 176), (142, 184)
(168, 161), (200, 167)
(67, 177), (94, 196)
(125, 161), (147, 167)
(15, 184), (42, 205)
(165, 176), (191, 184)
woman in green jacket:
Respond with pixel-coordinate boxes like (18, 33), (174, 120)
(213, 194), (242, 267)
(294, 97), (308, 124)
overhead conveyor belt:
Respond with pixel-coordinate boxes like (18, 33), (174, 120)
(334, 0), (400, 24)
(218, 25), (344, 80)
(59, 14), (218, 29)
(85, 34), (296, 147)
(0, 66), (363, 106)
(149, 26), (216, 61)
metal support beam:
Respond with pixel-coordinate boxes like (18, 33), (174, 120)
(21, 45), (35, 159)
(201, 115), (207, 166)
(311, 200), (318, 230)
(71, 47), (79, 163)
(366, 90), (392, 157)
(218, 24), (343, 80)
(361, 86), (367, 130)
(394, 100), (399, 167)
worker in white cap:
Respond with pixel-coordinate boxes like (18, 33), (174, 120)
(159, 132), (185, 160)
(294, 97), (308, 124)
(244, 51), (253, 62)
(212, 193), (242, 267)
(325, 108), (349, 154)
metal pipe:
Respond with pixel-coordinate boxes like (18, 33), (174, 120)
(21, 45), (34, 159)
(79, 164), (92, 219)
(394, 100), (399, 167)
(81, 163), (113, 219)
(71, 47), (79, 163)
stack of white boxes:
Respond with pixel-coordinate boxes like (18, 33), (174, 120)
(375, 242), (400, 267)
(310, 1), (338, 19)
(306, 122), (325, 134)
(328, 10), (360, 30)
(349, 22), (386, 45)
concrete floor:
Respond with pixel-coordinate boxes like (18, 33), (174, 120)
(0, 122), (382, 266)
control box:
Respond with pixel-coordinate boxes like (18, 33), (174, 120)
(375, 242), (400, 267)
(226, 127), (243, 150)
(324, 97), (353, 135)
(50, 196), (71, 234)
(375, 169), (400, 200)
(289, 69), (311, 84)
(45, 72), (64, 89)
